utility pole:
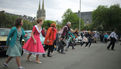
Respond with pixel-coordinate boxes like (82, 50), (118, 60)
(79, 0), (81, 32)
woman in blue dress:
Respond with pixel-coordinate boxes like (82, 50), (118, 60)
(3, 18), (27, 69)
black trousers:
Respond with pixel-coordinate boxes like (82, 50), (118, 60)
(80, 42), (86, 46)
(104, 38), (108, 43)
(67, 41), (75, 49)
(85, 41), (92, 47)
(44, 45), (54, 56)
(107, 38), (116, 50)
(81, 41), (91, 47)
(57, 45), (64, 53)
(57, 40), (65, 53)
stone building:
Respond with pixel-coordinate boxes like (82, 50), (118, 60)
(36, 0), (46, 20)
(77, 11), (92, 25)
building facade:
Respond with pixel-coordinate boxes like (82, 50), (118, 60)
(78, 11), (92, 25)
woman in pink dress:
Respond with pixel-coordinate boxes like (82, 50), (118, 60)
(23, 19), (45, 63)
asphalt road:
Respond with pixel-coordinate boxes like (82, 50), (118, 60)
(0, 42), (121, 69)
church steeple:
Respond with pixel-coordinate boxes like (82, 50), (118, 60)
(37, 0), (42, 19)
(41, 0), (46, 20)
(38, 0), (41, 10)
(42, 0), (44, 10)
(36, 0), (46, 20)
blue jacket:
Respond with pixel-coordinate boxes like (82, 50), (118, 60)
(104, 34), (108, 38)
(6, 27), (25, 47)
(68, 31), (75, 38)
(68, 31), (75, 41)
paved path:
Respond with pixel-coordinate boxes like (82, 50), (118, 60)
(0, 42), (121, 69)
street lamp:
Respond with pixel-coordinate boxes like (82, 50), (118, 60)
(79, 0), (81, 32)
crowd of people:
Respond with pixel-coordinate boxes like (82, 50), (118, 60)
(2, 18), (119, 69)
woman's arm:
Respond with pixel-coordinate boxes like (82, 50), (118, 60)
(31, 26), (36, 43)
(21, 28), (27, 37)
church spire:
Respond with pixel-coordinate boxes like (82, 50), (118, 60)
(36, 0), (46, 20)
(38, 0), (41, 10)
(42, 0), (44, 10)
(37, 0), (42, 19)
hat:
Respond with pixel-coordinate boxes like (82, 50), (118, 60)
(51, 23), (56, 27)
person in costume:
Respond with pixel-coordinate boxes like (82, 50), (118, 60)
(44, 23), (57, 57)
(23, 18), (45, 64)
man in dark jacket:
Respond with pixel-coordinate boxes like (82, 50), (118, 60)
(58, 22), (71, 53)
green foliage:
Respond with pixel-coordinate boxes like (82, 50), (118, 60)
(0, 11), (19, 28)
(42, 20), (56, 30)
(62, 9), (84, 30)
(0, 11), (36, 30)
(23, 20), (36, 30)
(92, 4), (121, 32)
(56, 24), (62, 30)
(0, 11), (57, 30)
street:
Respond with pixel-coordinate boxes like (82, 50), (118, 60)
(0, 42), (121, 69)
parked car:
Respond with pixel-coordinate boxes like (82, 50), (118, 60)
(0, 28), (10, 57)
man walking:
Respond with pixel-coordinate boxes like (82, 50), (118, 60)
(107, 29), (117, 50)
(57, 22), (71, 54)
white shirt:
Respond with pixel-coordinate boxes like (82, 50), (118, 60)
(108, 32), (117, 40)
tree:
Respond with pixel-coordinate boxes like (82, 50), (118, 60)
(42, 20), (56, 30)
(56, 24), (62, 30)
(109, 4), (121, 32)
(23, 20), (35, 30)
(0, 11), (36, 30)
(92, 4), (121, 32)
(92, 5), (109, 31)
(0, 11), (19, 28)
(62, 9), (84, 30)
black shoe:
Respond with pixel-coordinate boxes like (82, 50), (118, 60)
(111, 49), (115, 51)
(47, 55), (52, 57)
(61, 52), (66, 54)
(107, 47), (109, 50)
(57, 50), (61, 53)
(42, 54), (46, 57)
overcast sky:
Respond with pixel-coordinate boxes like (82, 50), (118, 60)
(0, 0), (121, 21)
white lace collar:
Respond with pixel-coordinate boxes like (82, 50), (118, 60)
(35, 25), (42, 33)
